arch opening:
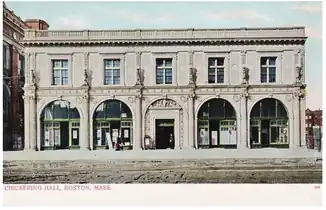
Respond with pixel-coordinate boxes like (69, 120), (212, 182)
(197, 98), (237, 149)
(40, 100), (81, 150)
(143, 98), (183, 150)
(249, 98), (289, 148)
(92, 99), (133, 150)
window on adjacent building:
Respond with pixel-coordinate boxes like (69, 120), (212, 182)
(208, 57), (225, 84)
(104, 59), (120, 85)
(3, 44), (6, 69)
(3, 43), (10, 77)
(52, 60), (69, 85)
(261, 57), (276, 83)
(156, 58), (172, 84)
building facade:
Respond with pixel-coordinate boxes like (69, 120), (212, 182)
(306, 108), (322, 136)
(22, 27), (307, 152)
(3, 2), (27, 150)
(2, 2), (49, 151)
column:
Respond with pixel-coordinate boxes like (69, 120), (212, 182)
(240, 95), (248, 148)
(29, 95), (37, 151)
(188, 96), (195, 149)
(134, 95), (142, 150)
(81, 96), (90, 150)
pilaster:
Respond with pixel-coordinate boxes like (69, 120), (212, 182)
(134, 93), (142, 150)
(187, 92), (195, 149)
(240, 90), (249, 148)
(28, 94), (37, 151)
(78, 91), (90, 150)
(23, 95), (30, 150)
(292, 88), (304, 147)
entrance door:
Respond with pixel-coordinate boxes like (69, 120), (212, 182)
(155, 119), (175, 149)
(261, 120), (270, 147)
(60, 122), (69, 149)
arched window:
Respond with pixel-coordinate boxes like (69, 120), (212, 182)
(250, 98), (289, 148)
(40, 100), (80, 150)
(93, 100), (133, 150)
(197, 98), (237, 149)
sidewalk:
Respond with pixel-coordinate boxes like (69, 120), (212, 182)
(3, 147), (322, 161)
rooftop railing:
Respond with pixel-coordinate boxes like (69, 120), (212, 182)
(24, 27), (306, 41)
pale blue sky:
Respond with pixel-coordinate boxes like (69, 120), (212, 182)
(6, 1), (322, 109)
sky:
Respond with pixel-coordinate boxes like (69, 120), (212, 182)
(5, 1), (323, 110)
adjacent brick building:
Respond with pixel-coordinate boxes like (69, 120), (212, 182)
(305, 108), (322, 135)
(2, 2), (49, 150)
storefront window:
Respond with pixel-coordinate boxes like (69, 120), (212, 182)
(250, 99), (289, 147)
(41, 100), (80, 150)
(197, 99), (237, 148)
(93, 100), (133, 150)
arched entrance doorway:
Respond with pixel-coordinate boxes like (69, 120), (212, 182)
(197, 98), (237, 149)
(249, 98), (289, 148)
(92, 99), (133, 150)
(144, 98), (184, 150)
(40, 100), (81, 150)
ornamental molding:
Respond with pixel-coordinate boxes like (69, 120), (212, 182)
(22, 38), (306, 47)
(149, 98), (182, 110)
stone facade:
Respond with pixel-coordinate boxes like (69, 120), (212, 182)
(22, 27), (307, 151)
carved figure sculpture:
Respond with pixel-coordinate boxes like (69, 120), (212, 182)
(189, 67), (197, 84)
(136, 68), (145, 86)
(83, 69), (89, 86)
(242, 66), (249, 84)
(31, 69), (36, 86)
(296, 66), (303, 83)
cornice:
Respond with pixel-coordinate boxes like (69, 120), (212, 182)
(21, 38), (306, 47)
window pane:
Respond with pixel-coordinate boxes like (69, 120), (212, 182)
(165, 76), (172, 84)
(165, 69), (172, 76)
(113, 69), (120, 84)
(156, 76), (164, 84)
(113, 69), (120, 76)
(113, 76), (120, 84)
(261, 57), (268, 66)
(61, 69), (68, 77)
(113, 59), (120, 67)
(261, 67), (267, 83)
(54, 78), (61, 85)
(53, 60), (61, 68)
(269, 57), (276, 66)
(208, 68), (215, 83)
(104, 60), (113, 68)
(270, 127), (279, 143)
(156, 59), (164, 67)
(53, 70), (60, 77)
(104, 77), (112, 85)
(208, 58), (216, 67)
(165, 69), (172, 84)
(156, 68), (164, 75)
(216, 58), (224, 66)
(62, 77), (69, 85)
(62, 60), (68, 68)
(216, 68), (224, 83)
(269, 67), (276, 83)
(104, 69), (112, 77)
(165, 59), (172, 67)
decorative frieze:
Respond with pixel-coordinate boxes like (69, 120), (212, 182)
(149, 99), (181, 109)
